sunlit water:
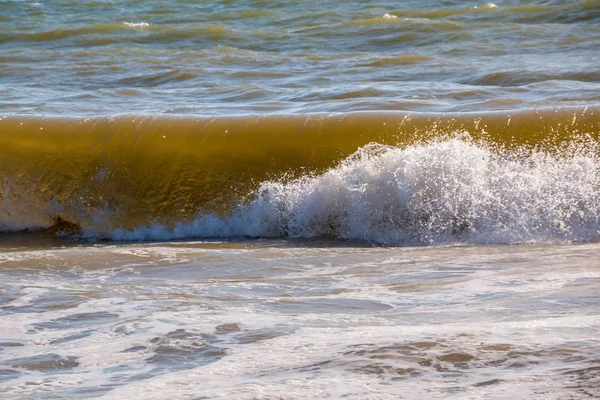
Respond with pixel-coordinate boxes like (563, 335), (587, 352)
(1, 239), (599, 399)
(1, 0), (600, 115)
(1, 0), (600, 398)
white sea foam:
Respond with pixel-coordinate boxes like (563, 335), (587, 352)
(1, 240), (598, 399)
(123, 22), (150, 28)
(110, 136), (600, 244)
(473, 3), (498, 9)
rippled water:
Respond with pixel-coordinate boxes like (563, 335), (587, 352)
(1, 0), (600, 398)
(2, 0), (600, 114)
(1, 240), (599, 399)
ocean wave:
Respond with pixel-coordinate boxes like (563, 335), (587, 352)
(1, 111), (599, 245)
(109, 136), (600, 244)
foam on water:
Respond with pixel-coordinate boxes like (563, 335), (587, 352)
(123, 22), (150, 28)
(1, 242), (598, 399)
(110, 136), (600, 244)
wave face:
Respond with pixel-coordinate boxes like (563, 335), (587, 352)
(1, 110), (599, 244)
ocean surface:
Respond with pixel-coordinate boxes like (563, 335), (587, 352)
(1, 0), (600, 398)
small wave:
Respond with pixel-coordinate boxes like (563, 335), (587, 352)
(123, 22), (150, 28)
(0, 23), (128, 43)
(473, 3), (499, 9)
(360, 54), (435, 67)
(115, 69), (196, 87)
(345, 15), (463, 32)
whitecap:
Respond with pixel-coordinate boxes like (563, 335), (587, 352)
(123, 22), (150, 28)
(107, 136), (600, 245)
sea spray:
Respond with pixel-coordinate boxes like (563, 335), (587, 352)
(110, 135), (600, 244)
(1, 112), (598, 242)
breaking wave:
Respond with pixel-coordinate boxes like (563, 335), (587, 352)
(111, 136), (600, 244)
(1, 110), (599, 245)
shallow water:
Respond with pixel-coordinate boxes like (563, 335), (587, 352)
(1, 0), (600, 398)
(1, 240), (599, 399)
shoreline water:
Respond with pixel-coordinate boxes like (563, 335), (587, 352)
(1, 239), (599, 399)
(2, 0), (600, 398)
